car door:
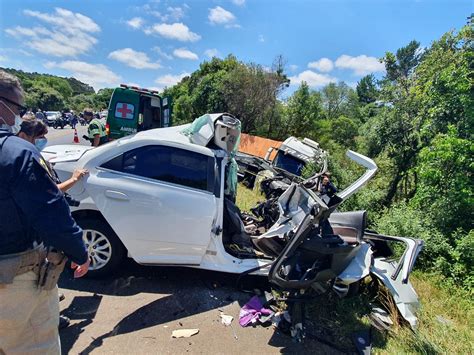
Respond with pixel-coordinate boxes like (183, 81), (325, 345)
(85, 144), (218, 265)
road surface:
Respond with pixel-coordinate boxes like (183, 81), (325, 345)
(46, 124), (90, 147)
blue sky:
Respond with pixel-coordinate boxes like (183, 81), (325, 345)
(0, 0), (471, 94)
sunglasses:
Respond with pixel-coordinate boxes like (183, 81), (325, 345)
(0, 96), (27, 115)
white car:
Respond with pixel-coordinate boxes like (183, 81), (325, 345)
(43, 113), (423, 327)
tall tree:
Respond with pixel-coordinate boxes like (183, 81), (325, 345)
(356, 74), (378, 104)
(321, 82), (351, 120)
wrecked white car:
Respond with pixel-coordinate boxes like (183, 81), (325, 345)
(43, 113), (423, 330)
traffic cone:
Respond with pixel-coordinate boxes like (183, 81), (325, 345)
(73, 128), (79, 143)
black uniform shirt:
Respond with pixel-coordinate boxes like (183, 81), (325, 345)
(0, 130), (88, 264)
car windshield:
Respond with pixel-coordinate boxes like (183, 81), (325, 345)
(273, 151), (306, 176)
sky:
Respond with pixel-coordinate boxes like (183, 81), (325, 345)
(0, 0), (471, 94)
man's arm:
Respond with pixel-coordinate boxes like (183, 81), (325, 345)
(11, 148), (88, 265)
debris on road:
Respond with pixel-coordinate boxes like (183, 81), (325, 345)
(220, 313), (234, 326)
(171, 329), (200, 338)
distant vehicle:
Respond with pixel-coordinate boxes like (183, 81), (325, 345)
(45, 111), (61, 125)
(105, 84), (172, 140)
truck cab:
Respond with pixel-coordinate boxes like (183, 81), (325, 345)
(266, 137), (325, 176)
(106, 84), (171, 140)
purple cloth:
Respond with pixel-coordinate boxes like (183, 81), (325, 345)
(239, 296), (273, 327)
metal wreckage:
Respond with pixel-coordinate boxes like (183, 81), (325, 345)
(47, 114), (423, 343)
(234, 135), (423, 341)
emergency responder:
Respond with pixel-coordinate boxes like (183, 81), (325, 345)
(83, 108), (107, 146)
(0, 70), (90, 354)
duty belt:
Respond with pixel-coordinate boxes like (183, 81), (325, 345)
(0, 246), (47, 284)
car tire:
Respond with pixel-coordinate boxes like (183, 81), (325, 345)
(76, 218), (126, 278)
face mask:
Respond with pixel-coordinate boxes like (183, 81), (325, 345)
(10, 115), (22, 134)
(0, 100), (22, 134)
(34, 137), (48, 151)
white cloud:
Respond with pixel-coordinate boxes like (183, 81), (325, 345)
(154, 72), (190, 90)
(289, 70), (337, 88)
(204, 48), (221, 58)
(173, 48), (198, 60)
(108, 48), (161, 69)
(208, 6), (239, 28)
(147, 6), (187, 22)
(145, 23), (201, 42)
(335, 54), (385, 76)
(23, 8), (100, 32)
(0, 55), (7, 62)
(308, 58), (334, 73)
(164, 7), (186, 22)
(152, 46), (173, 60)
(5, 8), (99, 57)
(127, 17), (144, 30)
(258, 35), (265, 43)
(232, 0), (246, 5)
(45, 61), (121, 90)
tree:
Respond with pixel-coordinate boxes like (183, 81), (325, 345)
(284, 82), (324, 138)
(383, 40), (422, 83)
(413, 127), (473, 235)
(356, 74), (378, 104)
(330, 115), (358, 147)
(321, 82), (352, 120)
(25, 81), (65, 110)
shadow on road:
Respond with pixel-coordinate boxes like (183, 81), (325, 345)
(58, 259), (271, 354)
(58, 259), (345, 354)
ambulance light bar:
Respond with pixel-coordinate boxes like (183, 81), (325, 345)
(120, 84), (161, 96)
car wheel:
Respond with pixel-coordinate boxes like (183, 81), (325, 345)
(77, 219), (126, 278)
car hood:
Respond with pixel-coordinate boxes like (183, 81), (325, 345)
(42, 145), (94, 163)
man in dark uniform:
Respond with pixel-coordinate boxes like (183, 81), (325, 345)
(0, 70), (90, 354)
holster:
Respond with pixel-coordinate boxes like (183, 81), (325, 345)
(37, 250), (67, 290)
(0, 246), (46, 284)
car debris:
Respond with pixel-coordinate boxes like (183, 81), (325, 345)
(219, 312), (234, 326)
(171, 329), (199, 338)
(46, 113), (424, 341)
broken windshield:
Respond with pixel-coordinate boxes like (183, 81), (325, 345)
(273, 151), (306, 176)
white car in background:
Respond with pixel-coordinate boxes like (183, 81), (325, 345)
(43, 113), (423, 328)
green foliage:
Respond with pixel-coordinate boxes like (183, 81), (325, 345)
(374, 201), (473, 290)
(1, 66), (95, 111)
(25, 81), (65, 110)
(356, 74), (378, 104)
(413, 127), (473, 234)
(383, 40), (421, 82)
(284, 82), (324, 138)
(329, 115), (358, 148)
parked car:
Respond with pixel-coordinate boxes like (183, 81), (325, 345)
(43, 113), (423, 329)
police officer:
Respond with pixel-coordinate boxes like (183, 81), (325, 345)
(83, 108), (107, 147)
(0, 70), (90, 354)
